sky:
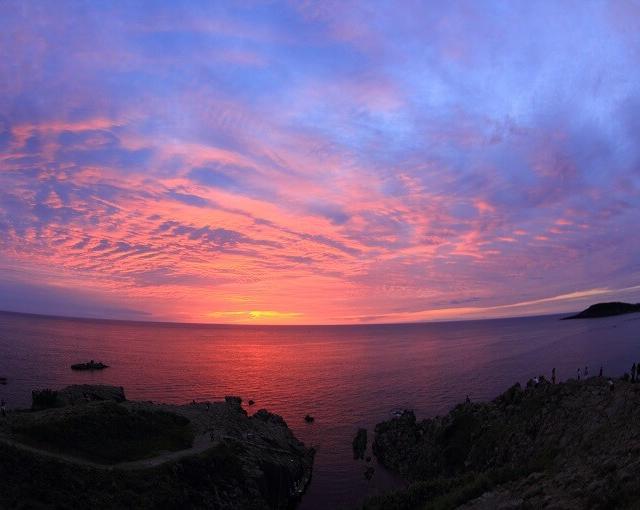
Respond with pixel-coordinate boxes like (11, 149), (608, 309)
(1, 1), (639, 324)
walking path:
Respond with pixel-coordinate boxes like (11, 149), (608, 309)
(0, 432), (216, 470)
(0, 430), (296, 471)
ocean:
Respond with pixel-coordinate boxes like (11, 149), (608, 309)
(0, 310), (638, 508)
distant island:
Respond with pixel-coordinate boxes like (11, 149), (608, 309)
(562, 301), (640, 320)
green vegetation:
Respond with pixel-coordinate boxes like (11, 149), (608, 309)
(12, 401), (194, 463)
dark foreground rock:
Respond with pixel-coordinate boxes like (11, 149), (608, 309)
(1, 384), (314, 509)
(365, 377), (640, 509)
(562, 301), (640, 320)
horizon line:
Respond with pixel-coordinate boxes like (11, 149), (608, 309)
(0, 307), (574, 328)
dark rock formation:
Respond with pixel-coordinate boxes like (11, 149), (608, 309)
(2, 385), (314, 510)
(60, 384), (126, 405)
(31, 389), (59, 410)
(562, 301), (640, 320)
(224, 395), (243, 406)
(32, 384), (126, 409)
(353, 428), (368, 459)
(365, 377), (640, 509)
(71, 360), (108, 370)
(304, 414), (314, 423)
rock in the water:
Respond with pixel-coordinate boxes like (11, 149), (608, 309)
(70, 360), (108, 370)
(248, 399), (255, 406)
(304, 414), (314, 423)
(353, 427), (367, 459)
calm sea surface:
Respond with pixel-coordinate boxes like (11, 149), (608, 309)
(0, 311), (639, 508)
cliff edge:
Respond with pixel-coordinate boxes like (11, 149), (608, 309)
(366, 376), (640, 509)
(0, 384), (314, 509)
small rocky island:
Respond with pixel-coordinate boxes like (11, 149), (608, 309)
(562, 301), (640, 320)
(0, 384), (314, 509)
(364, 375), (640, 509)
(71, 360), (109, 370)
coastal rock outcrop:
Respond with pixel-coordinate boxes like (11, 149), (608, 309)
(353, 428), (367, 459)
(32, 384), (126, 409)
(365, 377), (640, 509)
(2, 384), (314, 509)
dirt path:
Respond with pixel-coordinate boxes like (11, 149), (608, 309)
(0, 431), (218, 471)
(0, 430), (296, 471)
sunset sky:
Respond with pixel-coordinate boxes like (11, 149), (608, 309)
(1, 1), (639, 324)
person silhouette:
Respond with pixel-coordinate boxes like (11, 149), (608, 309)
(551, 367), (556, 384)
(577, 368), (581, 381)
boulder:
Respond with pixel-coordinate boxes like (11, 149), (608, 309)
(353, 428), (367, 459)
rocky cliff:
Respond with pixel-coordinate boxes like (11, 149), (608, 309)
(365, 376), (640, 509)
(0, 384), (314, 509)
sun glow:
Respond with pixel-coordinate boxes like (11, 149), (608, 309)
(207, 310), (303, 323)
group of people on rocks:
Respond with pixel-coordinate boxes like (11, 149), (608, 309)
(567, 363), (633, 392)
(530, 365), (620, 392)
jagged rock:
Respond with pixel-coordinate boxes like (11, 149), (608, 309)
(253, 409), (288, 428)
(224, 395), (242, 406)
(32, 385), (125, 409)
(366, 377), (640, 509)
(304, 414), (314, 423)
(353, 428), (367, 459)
(59, 384), (126, 405)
